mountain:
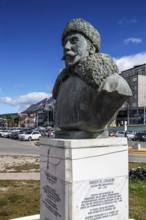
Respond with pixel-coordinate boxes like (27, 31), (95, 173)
(22, 97), (55, 114)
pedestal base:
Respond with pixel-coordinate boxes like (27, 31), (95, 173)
(55, 129), (108, 139)
(40, 137), (128, 220)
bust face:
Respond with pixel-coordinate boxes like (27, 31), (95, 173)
(62, 33), (90, 67)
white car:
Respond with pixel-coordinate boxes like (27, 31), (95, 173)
(1, 130), (12, 138)
(126, 131), (135, 140)
(115, 131), (125, 137)
(19, 131), (42, 141)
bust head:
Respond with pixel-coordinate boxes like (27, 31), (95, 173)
(62, 32), (96, 67)
(62, 18), (101, 67)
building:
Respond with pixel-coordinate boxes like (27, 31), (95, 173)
(0, 97), (55, 128)
(22, 97), (55, 127)
(0, 113), (20, 127)
(18, 113), (37, 128)
(117, 63), (146, 125)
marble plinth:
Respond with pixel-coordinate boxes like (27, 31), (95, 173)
(10, 214), (40, 220)
(40, 137), (128, 220)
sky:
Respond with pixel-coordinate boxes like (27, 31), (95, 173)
(0, 0), (146, 114)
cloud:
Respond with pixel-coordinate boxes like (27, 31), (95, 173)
(114, 52), (146, 73)
(0, 92), (51, 112)
(124, 37), (143, 45)
(118, 17), (138, 25)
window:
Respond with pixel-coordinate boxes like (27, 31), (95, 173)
(33, 131), (39, 134)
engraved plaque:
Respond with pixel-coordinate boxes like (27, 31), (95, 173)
(73, 176), (128, 220)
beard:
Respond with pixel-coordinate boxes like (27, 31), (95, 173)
(53, 53), (119, 99)
(73, 53), (119, 88)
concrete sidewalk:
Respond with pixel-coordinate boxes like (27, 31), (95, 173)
(0, 172), (40, 180)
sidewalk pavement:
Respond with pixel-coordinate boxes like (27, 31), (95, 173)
(0, 172), (40, 180)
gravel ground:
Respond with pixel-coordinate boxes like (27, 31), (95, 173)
(0, 155), (40, 180)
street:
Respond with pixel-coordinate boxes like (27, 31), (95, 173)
(128, 140), (146, 162)
(0, 138), (146, 162)
(0, 137), (40, 156)
(128, 140), (146, 148)
(129, 154), (146, 162)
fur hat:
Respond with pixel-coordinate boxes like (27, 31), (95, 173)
(62, 18), (101, 52)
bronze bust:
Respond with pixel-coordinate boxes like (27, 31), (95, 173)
(53, 18), (132, 139)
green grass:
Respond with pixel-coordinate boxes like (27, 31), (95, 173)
(0, 199), (8, 207)
(4, 163), (40, 172)
(129, 162), (146, 170)
(0, 180), (40, 220)
(129, 179), (146, 220)
(129, 162), (146, 219)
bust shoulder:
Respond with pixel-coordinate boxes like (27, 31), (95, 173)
(100, 73), (132, 96)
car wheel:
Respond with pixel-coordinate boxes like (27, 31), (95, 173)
(28, 137), (32, 141)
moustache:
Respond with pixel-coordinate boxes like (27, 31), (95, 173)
(61, 52), (77, 60)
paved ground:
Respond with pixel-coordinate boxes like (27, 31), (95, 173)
(0, 172), (40, 180)
(0, 155), (40, 180)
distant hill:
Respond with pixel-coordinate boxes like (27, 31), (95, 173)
(22, 97), (54, 114)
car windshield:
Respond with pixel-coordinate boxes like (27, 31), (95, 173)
(25, 131), (31, 134)
(136, 132), (145, 136)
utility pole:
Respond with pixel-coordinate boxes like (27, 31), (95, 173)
(144, 106), (145, 125)
(127, 102), (130, 125)
(144, 81), (146, 125)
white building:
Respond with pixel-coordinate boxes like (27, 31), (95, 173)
(117, 63), (146, 125)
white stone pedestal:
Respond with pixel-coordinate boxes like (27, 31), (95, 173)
(40, 137), (128, 220)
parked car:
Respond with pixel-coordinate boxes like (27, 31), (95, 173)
(139, 133), (146, 142)
(115, 131), (125, 137)
(0, 130), (5, 137)
(19, 131), (42, 141)
(133, 132), (146, 141)
(108, 130), (116, 137)
(10, 130), (21, 139)
(39, 129), (47, 137)
(1, 130), (13, 138)
(126, 131), (135, 140)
